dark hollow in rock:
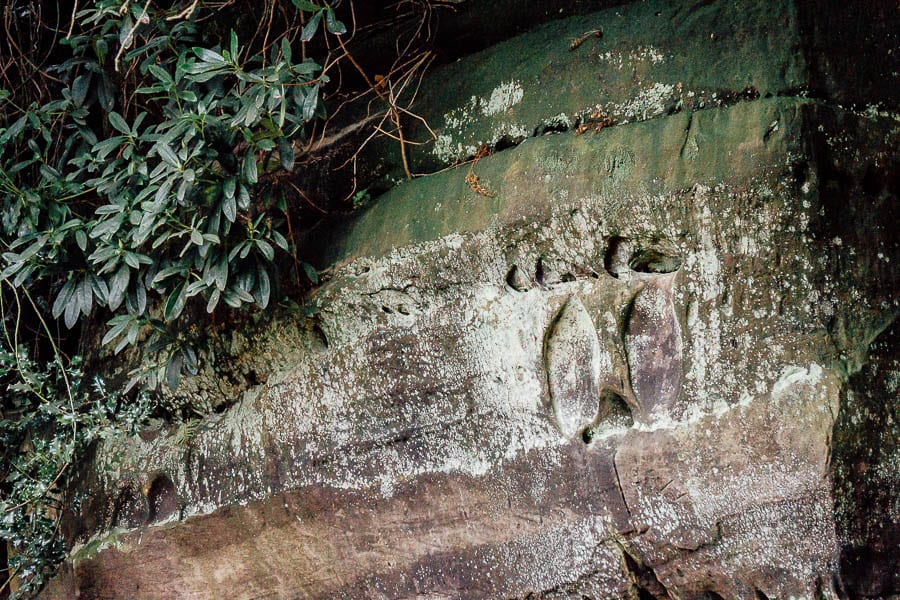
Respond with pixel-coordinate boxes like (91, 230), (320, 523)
(146, 474), (178, 524)
(604, 236), (682, 276)
(629, 247), (682, 274)
(596, 389), (634, 428)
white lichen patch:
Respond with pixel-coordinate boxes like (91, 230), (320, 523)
(432, 81), (526, 162)
(612, 82), (676, 121)
(595, 45), (667, 69)
(482, 81), (525, 116)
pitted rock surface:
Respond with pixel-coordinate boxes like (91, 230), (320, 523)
(42, 0), (899, 598)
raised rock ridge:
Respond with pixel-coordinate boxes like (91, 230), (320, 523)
(43, 0), (898, 598)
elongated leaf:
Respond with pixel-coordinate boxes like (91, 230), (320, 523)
(302, 262), (319, 284)
(156, 143), (180, 167)
(325, 8), (346, 34)
(193, 47), (225, 64)
(280, 37), (292, 63)
(164, 281), (187, 321)
(256, 239), (275, 261)
(206, 287), (221, 313)
(79, 277), (94, 316)
(301, 11), (322, 42)
(52, 279), (76, 319)
(257, 268), (270, 308)
(222, 195), (237, 223)
(64, 293), (81, 328)
(102, 315), (132, 346)
(270, 230), (290, 251)
(75, 229), (88, 251)
(95, 204), (124, 215)
(278, 137), (295, 170)
(109, 265), (130, 310)
(302, 84), (319, 120)
(108, 111), (130, 135)
(71, 74), (91, 106)
(166, 352), (183, 391)
(243, 153), (258, 184)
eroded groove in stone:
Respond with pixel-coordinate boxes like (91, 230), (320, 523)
(624, 273), (684, 420)
(545, 295), (607, 437)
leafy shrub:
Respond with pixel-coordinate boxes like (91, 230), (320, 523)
(1, 1), (348, 596)
(0, 0), (345, 391)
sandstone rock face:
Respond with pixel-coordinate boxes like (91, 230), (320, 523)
(44, 0), (898, 598)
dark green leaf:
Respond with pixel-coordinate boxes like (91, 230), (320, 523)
(52, 279), (76, 319)
(108, 111), (130, 135)
(206, 288), (221, 313)
(71, 74), (91, 106)
(278, 137), (295, 170)
(222, 195), (237, 223)
(257, 268), (270, 308)
(302, 84), (319, 120)
(166, 352), (183, 391)
(256, 239), (275, 261)
(325, 8), (346, 34)
(302, 262), (319, 284)
(164, 281), (187, 321)
(300, 11), (322, 42)
(193, 47), (226, 64)
(243, 153), (258, 184)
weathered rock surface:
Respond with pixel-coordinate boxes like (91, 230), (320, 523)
(43, 0), (898, 598)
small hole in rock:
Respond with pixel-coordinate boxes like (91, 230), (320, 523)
(561, 272), (576, 282)
(581, 427), (594, 444)
(755, 590), (771, 600)
(381, 305), (393, 314)
(147, 474), (178, 524)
